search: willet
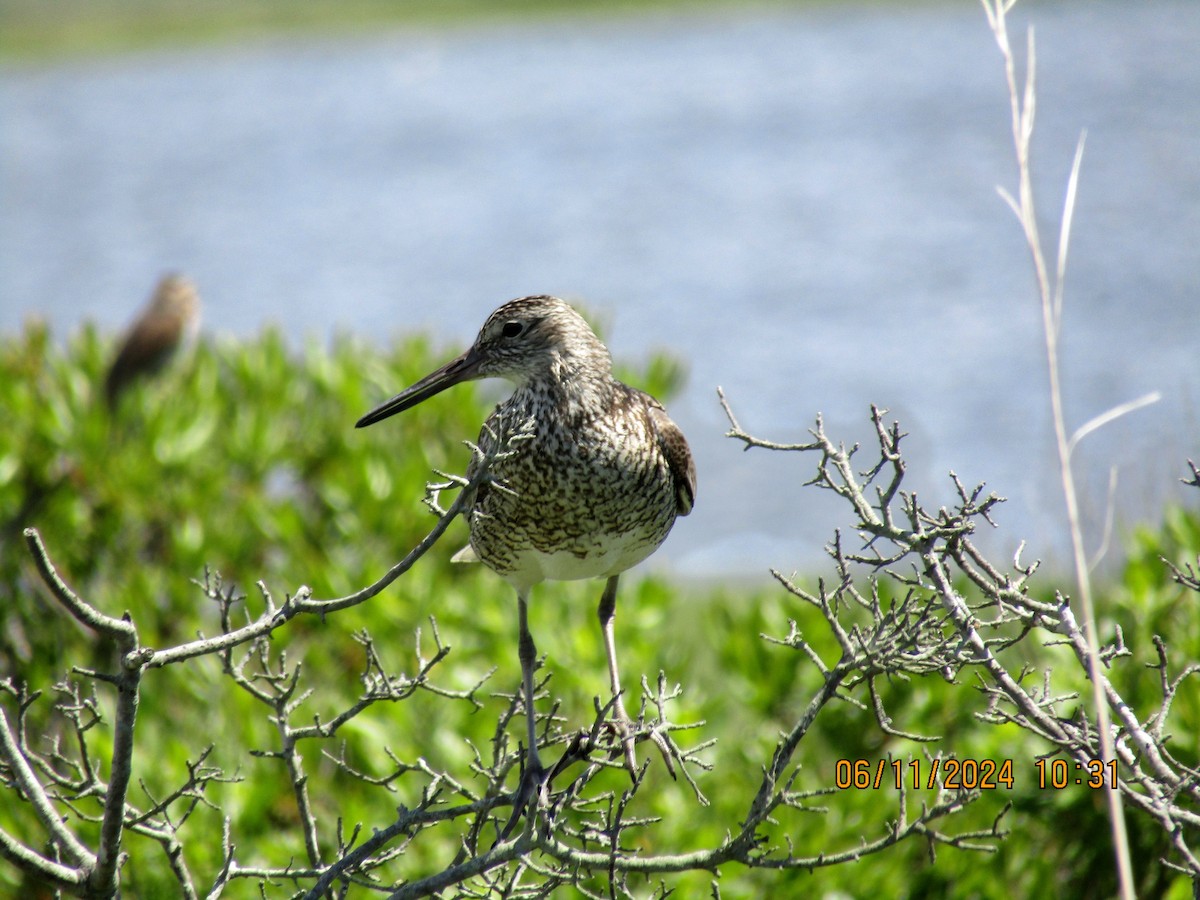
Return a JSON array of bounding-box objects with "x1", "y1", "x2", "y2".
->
[{"x1": 356, "y1": 295, "x2": 695, "y2": 825}]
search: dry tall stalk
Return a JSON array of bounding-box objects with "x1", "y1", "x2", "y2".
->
[{"x1": 982, "y1": 2, "x2": 1161, "y2": 897}]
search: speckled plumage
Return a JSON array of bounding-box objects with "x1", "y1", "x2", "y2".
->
[
  {"x1": 356, "y1": 294, "x2": 695, "y2": 821},
  {"x1": 459, "y1": 297, "x2": 694, "y2": 591}
]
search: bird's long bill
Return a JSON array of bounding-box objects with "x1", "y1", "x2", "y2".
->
[{"x1": 355, "y1": 346, "x2": 483, "y2": 428}]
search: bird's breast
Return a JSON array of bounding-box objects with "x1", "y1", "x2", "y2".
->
[{"x1": 466, "y1": 407, "x2": 680, "y2": 588}]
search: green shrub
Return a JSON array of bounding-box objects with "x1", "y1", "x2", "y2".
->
[{"x1": 1, "y1": 321, "x2": 1196, "y2": 897}]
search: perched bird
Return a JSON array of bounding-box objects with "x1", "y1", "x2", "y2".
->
[
  {"x1": 104, "y1": 273, "x2": 201, "y2": 411},
  {"x1": 356, "y1": 295, "x2": 695, "y2": 822}
]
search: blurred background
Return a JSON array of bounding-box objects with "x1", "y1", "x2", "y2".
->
[{"x1": 2, "y1": 0, "x2": 1198, "y2": 580}]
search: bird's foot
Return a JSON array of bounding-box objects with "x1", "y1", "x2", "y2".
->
[
  {"x1": 607, "y1": 705, "x2": 678, "y2": 782},
  {"x1": 498, "y1": 747, "x2": 549, "y2": 842}
]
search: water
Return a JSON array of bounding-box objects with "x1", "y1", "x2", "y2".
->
[{"x1": 2, "y1": 1, "x2": 1198, "y2": 580}]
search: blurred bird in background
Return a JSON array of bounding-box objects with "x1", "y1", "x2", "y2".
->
[{"x1": 104, "y1": 273, "x2": 201, "y2": 412}]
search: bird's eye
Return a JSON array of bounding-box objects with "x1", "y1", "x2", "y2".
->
[{"x1": 501, "y1": 321, "x2": 524, "y2": 338}]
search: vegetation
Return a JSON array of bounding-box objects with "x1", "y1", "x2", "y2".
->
[
  {"x1": 0, "y1": 0, "x2": 890, "y2": 62},
  {"x1": 2, "y1": 0, "x2": 1198, "y2": 896},
  {"x1": 1, "y1": 314, "x2": 1197, "y2": 897}
]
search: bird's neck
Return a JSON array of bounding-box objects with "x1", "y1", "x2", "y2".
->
[
  {"x1": 508, "y1": 357, "x2": 616, "y2": 424},
  {"x1": 555, "y1": 353, "x2": 616, "y2": 404}
]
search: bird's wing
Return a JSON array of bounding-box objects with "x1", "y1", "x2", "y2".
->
[
  {"x1": 104, "y1": 315, "x2": 183, "y2": 406},
  {"x1": 645, "y1": 397, "x2": 696, "y2": 517},
  {"x1": 113, "y1": 314, "x2": 183, "y2": 376}
]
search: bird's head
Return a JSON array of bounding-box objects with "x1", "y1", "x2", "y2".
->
[
  {"x1": 150, "y1": 274, "x2": 201, "y2": 323},
  {"x1": 356, "y1": 295, "x2": 611, "y2": 429},
  {"x1": 472, "y1": 295, "x2": 611, "y2": 384}
]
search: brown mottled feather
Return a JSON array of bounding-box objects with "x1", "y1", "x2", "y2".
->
[{"x1": 644, "y1": 393, "x2": 695, "y2": 517}]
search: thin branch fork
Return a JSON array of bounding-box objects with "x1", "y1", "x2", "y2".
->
[
  {"x1": 719, "y1": 382, "x2": 1199, "y2": 886},
  {"x1": 3, "y1": 421, "x2": 523, "y2": 897},
  {"x1": 120, "y1": 418, "x2": 522, "y2": 673},
  {"x1": 10, "y1": 532, "x2": 145, "y2": 898}
]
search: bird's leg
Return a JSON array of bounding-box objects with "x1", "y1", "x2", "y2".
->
[
  {"x1": 518, "y1": 589, "x2": 542, "y2": 774},
  {"x1": 501, "y1": 588, "x2": 547, "y2": 839},
  {"x1": 598, "y1": 575, "x2": 637, "y2": 774},
  {"x1": 598, "y1": 575, "x2": 676, "y2": 779}
]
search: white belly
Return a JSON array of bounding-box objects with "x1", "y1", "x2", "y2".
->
[{"x1": 502, "y1": 536, "x2": 662, "y2": 590}]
